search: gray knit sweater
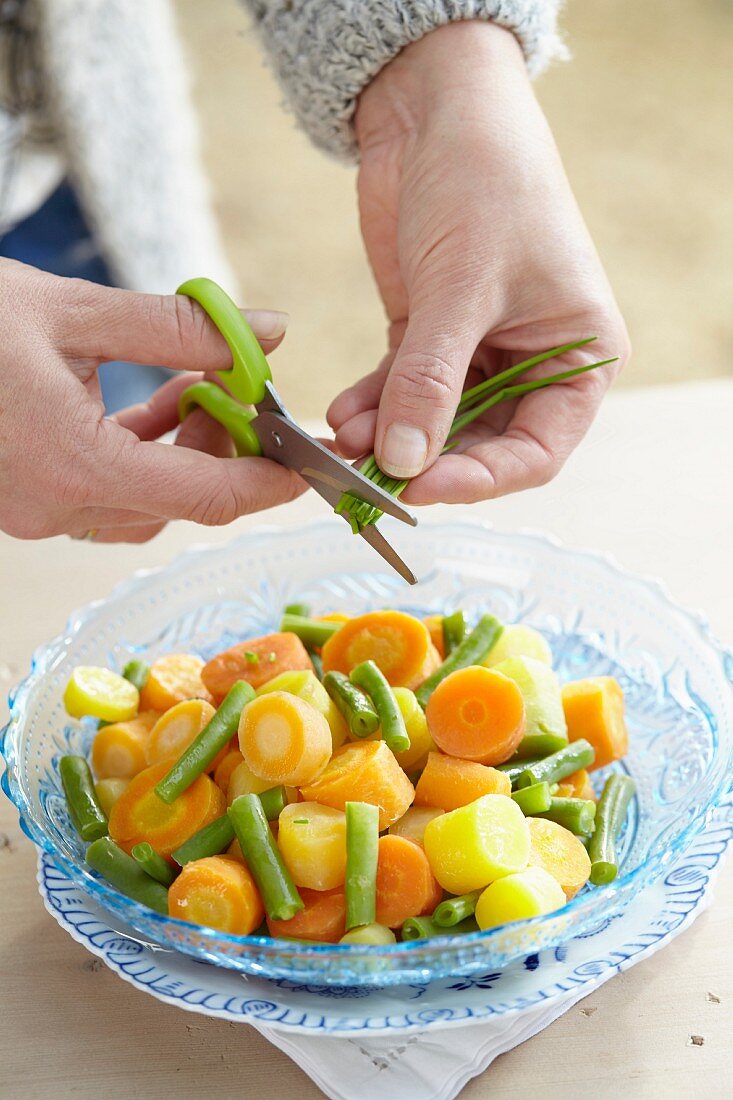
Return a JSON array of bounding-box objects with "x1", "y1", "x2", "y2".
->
[{"x1": 244, "y1": 1, "x2": 566, "y2": 159}]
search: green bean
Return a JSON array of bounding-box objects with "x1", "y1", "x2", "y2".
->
[
  {"x1": 345, "y1": 801, "x2": 380, "y2": 930},
  {"x1": 86, "y1": 837, "x2": 169, "y2": 914},
  {"x1": 280, "y1": 614, "x2": 342, "y2": 647},
  {"x1": 131, "y1": 842, "x2": 178, "y2": 887},
  {"x1": 155, "y1": 681, "x2": 254, "y2": 804},
  {"x1": 323, "y1": 670, "x2": 380, "y2": 738},
  {"x1": 228, "y1": 794, "x2": 303, "y2": 921},
  {"x1": 401, "y1": 915, "x2": 479, "y2": 940},
  {"x1": 442, "y1": 611, "x2": 466, "y2": 657},
  {"x1": 511, "y1": 732, "x2": 569, "y2": 760},
  {"x1": 535, "y1": 797, "x2": 597, "y2": 835},
  {"x1": 59, "y1": 755, "x2": 108, "y2": 842},
  {"x1": 309, "y1": 650, "x2": 324, "y2": 680},
  {"x1": 350, "y1": 661, "x2": 409, "y2": 754},
  {"x1": 496, "y1": 758, "x2": 542, "y2": 788},
  {"x1": 515, "y1": 739, "x2": 595, "y2": 789},
  {"x1": 415, "y1": 614, "x2": 504, "y2": 709},
  {"x1": 284, "y1": 602, "x2": 310, "y2": 618},
  {"x1": 511, "y1": 781, "x2": 552, "y2": 816},
  {"x1": 258, "y1": 785, "x2": 288, "y2": 821},
  {"x1": 121, "y1": 658, "x2": 150, "y2": 693},
  {"x1": 172, "y1": 814, "x2": 235, "y2": 865},
  {"x1": 588, "y1": 774, "x2": 636, "y2": 885},
  {"x1": 432, "y1": 890, "x2": 482, "y2": 927}
]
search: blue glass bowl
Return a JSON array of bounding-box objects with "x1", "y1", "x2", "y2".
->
[{"x1": 3, "y1": 521, "x2": 732, "y2": 986}]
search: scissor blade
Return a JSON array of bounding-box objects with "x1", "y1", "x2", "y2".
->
[
  {"x1": 356, "y1": 523, "x2": 418, "y2": 585},
  {"x1": 252, "y1": 408, "x2": 417, "y2": 526}
]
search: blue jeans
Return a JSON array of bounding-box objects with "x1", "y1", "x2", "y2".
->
[{"x1": 0, "y1": 182, "x2": 171, "y2": 413}]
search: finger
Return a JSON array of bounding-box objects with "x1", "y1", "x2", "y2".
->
[
  {"x1": 90, "y1": 522, "x2": 166, "y2": 545},
  {"x1": 175, "y1": 405, "x2": 237, "y2": 460},
  {"x1": 53, "y1": 277, "x2": 288, "y2": 367},
  {"x1": 327, "y1": 359, "x2": 391, "y2": 432},
  {"x1": 373, "y1": 291, "x2": 484, "y2": 479},
  {"x1": 333, "y1": 410, "x2": 378, "y2": 458},
  {"x1": 111, "y1": 373, "x2": 201, "y2": 439}
]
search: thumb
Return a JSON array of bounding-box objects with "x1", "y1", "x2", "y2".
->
[{"x1": 374, "y1": 295, "x2": 482, "y2": 479}]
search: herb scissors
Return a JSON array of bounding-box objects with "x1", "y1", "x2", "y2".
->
[{"x1": 176, "y1": 278, "x2": 418, "y2": 584}]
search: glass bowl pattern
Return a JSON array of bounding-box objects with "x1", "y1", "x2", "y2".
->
[{"x1": 3, "y1": 521, "x2": 732, "y2": 986}]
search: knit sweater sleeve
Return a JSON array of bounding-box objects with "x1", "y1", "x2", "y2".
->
[{"x1": 243, "y1": 1, "x2": 567, "y2": 160}]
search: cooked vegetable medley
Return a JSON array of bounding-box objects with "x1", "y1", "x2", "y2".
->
[{"x1": 60, "y1": 606, "x2": 635, "y2": 945}]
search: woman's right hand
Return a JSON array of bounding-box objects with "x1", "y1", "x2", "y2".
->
[{"x1": 0, "y1": 259, "x2": 304, "y2": 543}]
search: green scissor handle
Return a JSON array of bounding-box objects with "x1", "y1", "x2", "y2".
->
[
  {"x1": 178, "y1": 381, "x2": 262, "y2": 457},
  {"x1": 176, "y1": 277, "x2": 272, "y2": 405}
]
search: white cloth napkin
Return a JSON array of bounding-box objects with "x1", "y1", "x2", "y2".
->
[{"x1": 252, "y1": 985, "x2": 590, "y2": 1100}]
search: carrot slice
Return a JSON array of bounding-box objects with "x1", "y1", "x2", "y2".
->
[
  {"x1": 321, "y1": 610, "x2": 440, "y2": 690},
  {"x1": 527, "y1": 817, "x2": 591, "y2": 900},
  {"x1": 214, "y1": 749, "x2": 244, "y2": 796},
  {"x1": 561, "y1": 677, "x2": 628, "y2": 771},
  {"x1": 202, "y1": 633, "x2": 313, "y2": 702},
  {"x1": 426, "y1": 666, "x2": 525, "y2": 765},
  {"x1": 109, "y1": 760, "x2": 225, "y2": 859},
  {"x1": 266, "y1": 887, "x2": 346, "y2": 943},
  {"x1": 91, "y1": 710, "x2": 159, "y2": 780},
  {"x1": 375, "y1": 835, "x2": 442, "y2": 928},
  {"x1": 168, "y1": 855, "x2": 264, "y2": 934},
  {"x1": 414, "y1": 752, "x2": 511, "y2": 810},
  {"x1": 145, "y1": 699, "x2": 216, "y2": 767},
  {"x1": 139, "y1": 654, "x2": 212, "y2": 711},
  {"x1": 300, "y1": 740, "x2": 414, "y2": 830},
  {"x1": 423, "y1": 616, "x2": 446, "y2": 661},
  {"x1": 239, "y1": 691, "x2": 332, "y2": 786},
  {"x1": 556, "y1": 768, "x2": 596, "y2": 801}
]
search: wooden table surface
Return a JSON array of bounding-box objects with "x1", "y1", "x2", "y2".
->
[{"x1": 1, "y1": 381, "x2": 731, "y2": 1099}]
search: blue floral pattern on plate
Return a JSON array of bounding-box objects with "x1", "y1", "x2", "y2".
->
[{"x1": 4, "y1": 520, "x2": 733, "y2": 987}]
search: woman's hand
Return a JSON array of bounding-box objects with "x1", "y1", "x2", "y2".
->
[
  {"x1": 0, "y1": 259, "x2": 303, "y2": 542},
  {"x1": 328, "y1": 22, "x2": 630, "y2": 503}
]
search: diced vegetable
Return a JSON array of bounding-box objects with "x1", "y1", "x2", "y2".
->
[
  {"x1": 588, "y1": 774, "x2": 636, "y2": 884},
  {"x1": 213, "y1": 748, "x2": 244, "y2": 796},
  {"x1": 415, "y1": 613, "x2": 504, "y2": 709},
  {"x1": 322, "y1": 610, "x2": 440, "y2": 691},
  {"x1": 86, "y1": 837, "x2": 168, "y2": 914},
  {"x1": 64, "y1": 666, "x2": 139, "y2": 723},
  {"x1": 299, "y1": 740, "x2": 414, "y2": 831},
  {"x1": 423, "y1": 615, "x2": 446, "y2": 660},
  {"x1": 423, "y1": 794, "x2": 531, "y2": 895},
  {"x1": 145, "y1": 699, "x2": 216, "y2": 767},
  {"x1": 94, "y1": 777, "x2": 129, "y2": 817},
  {"x1": 345, "y1": 801, "x2": 380, "y2": 929},
  {"x1": 527, "y1": 817, "x2": 591, "y2": 899},
  {"x1": 388, "y1": 806, "x2": 445, "y2": 847},
  {"x1": 109, "y1": 760, "x2": 225, "y2": 859},
  {"x1": 350, "y1": 660, "x2": 410, "y2": 754},
  {"x1": 226, "y1": 757, "x2": 274, "y2": 802},
  {"x1": 484, "y1": 624, "x2": 552, "y2": 668},
  {"x1": 280, "y1": 614, "x2": 343, "y2": 647},
  {"x1": 239, "y1": 690, "x2": 332, "y2": 786},
  {"x1": 91, "y1": 710, "x2": 158, "y2": 780},
  {"x1": 432, "y1": 890, "x2": 482, "y2": 927},
  {"x1": 414, "y1": 752, "x2": 511, "y2": 811},
  {"x1": 278, "y1": 802, "x2": 347, "y2": 891},
  {"x1": 561, "y1": 677, "x2": 629, "y2": 771},
  {"x1": 59, "y1": 754, "x2": 108, "y2": 841},
  {"x1": 283, "y1": 602, "x2": 311, "y2": 618},
  {"x1": 535, "y1": 797, "x2": 597, "y2": 836},
  {"x1": 425, "y1": 666, "x2": 525, "y2": 765},
  {"x1": 374, "y1": 834, "x2": 442, "y2": 929},
  {"x1": 556, "y1": 768, "x2": 596, "y2": 802},
  {"x1": 340, "y1": 923, "x2": 396, "y2": 946},
  {"x1": 391, "y1": 688, "x2": 435, "y2": 769},
  {"x1": 140, "y1": 654, "x2": 211, "y2": 712},
  {"x1": 442, "y1": 611, "x2": 466, "y2": 657},
  {"x1": 257, "y1": 669, "x2": 330, "y2": 713},
  {"x1": 492, "y1": 656, "x2": 568, "y2": 759},
  {"x1": 131, "y1": 842, "x2": 178, "y2": 887},
  {"x1": 121, "y1": 659, "x2": 151, "y2": 693},
  {"x1": 511, "y1": 781, "x2": 553, "y2": 816},
  {"x1": 168, "y1": 855, "x2": 264, "y2": 935},
  {"x1": 474, "y1": 866, "x2": 566, "y2": 929},
  {"x1": 228, "y1": 793, "x2": 303, "y2": 921},
  {"x1": 266, "y1": 887, "x2": 346, "y2": 943},
  {"x1": 515, "y1": 739, "x2": 595, "y2": 789},
  {"x1": 323, "y1": 671, "x2": 380, "y2": 738},
  {"x1": 202, "y1": 633, "x2": 313, "y2": 700}
]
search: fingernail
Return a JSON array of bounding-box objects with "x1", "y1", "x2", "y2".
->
[
  {"x1": 379, "y1": 423, "x2": 429, "y2": 478},
  {"x1": 246, "y1": 309, "x2": 289, "y2": 340}
]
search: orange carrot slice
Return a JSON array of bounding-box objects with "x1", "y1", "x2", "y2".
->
[
  {"x1": 561, "y1": 677, "x2": 628, "y2": 771},
  {"x1": 109, "y1": 760, "x2": 225, "y2": 859},
  {"x1": 300, "y1": 740, "x2": 414, "y2": 830},
  {"x1": 414, "y1": 752, "x2": 511, "y2": 810},
  {"x1": 202, "y1": 633, "x2": 313, "y2": 701},
  {"x1": 423, "y1": 616, "x2": 446, "y2": 661},
  {"x1": 238, "y1": 691, "x2": 332, "y2": 786},
  {"x1": 139, "y1": 654, "x2": 212, "y2": 711},
  {"x1": 426, "y1": 666, "x2": 525, "y2": 765},
  {"x1": 91, "y1": 710, "x2": 159, "y2": 780},
  {"x1": 527, "y1": 817, "x2": 591, "y2": 900},
  {"x1": 375, "y1": 835, "x2": 442, "y2": 928},
  {"x1": 321, "y1": 610, "x2": 440, "y2": 690},
  {"x1": 266, "y1": 887, "x2": 346, "y2": 943},
  {"x1": 145, "y1": 699, "x2": 216, "y2": 767},
  {"x1": 214, "y1": 749, "x2": 244, "y2": 796},
  {"x1": 556, "y1": 768, "x2": 596, "y2": 801},
  {"x1": 168, "y1": 855, "x2": 264, "y2": 934}
]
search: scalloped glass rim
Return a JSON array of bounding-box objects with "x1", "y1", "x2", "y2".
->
[{"x1": 3, "y1": 520, "x2": 733, "y2": 986}]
